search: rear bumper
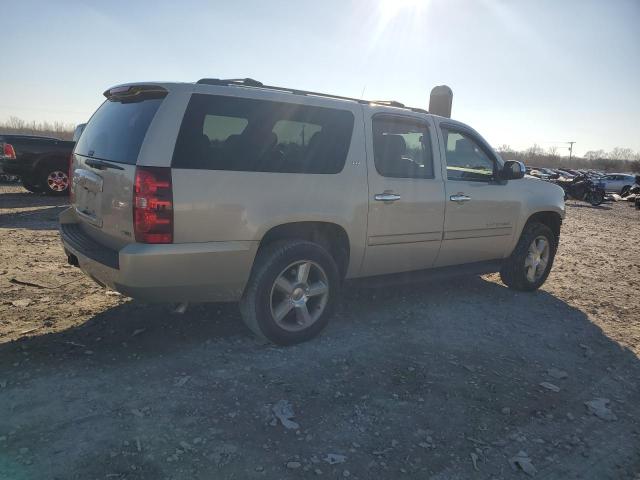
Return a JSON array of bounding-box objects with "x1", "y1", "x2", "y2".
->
[{"x1": 59, "y1": 208, "x2": 258, "y2": 302}]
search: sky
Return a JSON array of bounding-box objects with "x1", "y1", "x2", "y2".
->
[{"x1": 1, "y1": 0, "x2": 639, "y2": 156}]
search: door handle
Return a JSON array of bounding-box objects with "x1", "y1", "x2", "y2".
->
[
  {"x1": 449, "y1": 194, "x2": 471, "y2": 203},
  {"x1": 374, "y1": 192, "x2": 401, "y2": 202}
]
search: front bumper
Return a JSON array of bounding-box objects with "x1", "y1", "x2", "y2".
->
[{"x1": 59, "y1": 208, "x2": 258, "y2": 302}]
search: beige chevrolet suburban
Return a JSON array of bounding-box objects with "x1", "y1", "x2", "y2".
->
[{"x1": 60, "y1": 78, "x2": 565, "y2": 345}]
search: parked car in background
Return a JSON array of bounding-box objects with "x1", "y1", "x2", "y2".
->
[
  {"x1": 526, "y1": 166, "x2": 552, "y2": 180},
  {"x1": 598, "y1": 173, "x2": 638, "y2": 195},
  {"x1": 60, "y1": 78, "x2": 565, "y2": 345},
  {"x1": 0, "y1": 134, "x2": 74, "y2": 195},
  {"x1": 539, "y1": 168, "x2": 560, "y2": 179},
  {"x1": 556, "y1": 169, "x2": 576, "y2": 178}
]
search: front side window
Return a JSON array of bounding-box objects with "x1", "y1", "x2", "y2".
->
[
  {"x1": 372, "y1": 116, "x2": 434, "y2": 179},
  {"x1": 442, "y1": 128, "x2": 497, "y2": 182},
  {"x1": 172, "y1": 94, "x2": 354, "y2": 174}
]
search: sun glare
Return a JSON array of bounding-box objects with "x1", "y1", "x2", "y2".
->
[{"x1": 379, "y1": 0, "x2": 427, "y2": 22}]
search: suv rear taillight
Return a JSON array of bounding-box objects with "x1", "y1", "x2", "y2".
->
[
  {"x1": 133, "y1": 166, "x2": 173, "y2": 244},
  {"x1": 3, "y1": 143, "x2": 16, "y2": 159}
]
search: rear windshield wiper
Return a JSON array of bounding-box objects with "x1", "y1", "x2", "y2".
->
[{"x1": 85, "y1": 158, "x2": 125, "y2": 171}]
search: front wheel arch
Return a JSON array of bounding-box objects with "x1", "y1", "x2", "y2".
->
[{"x1": 520, "y1": 211, "x2": 562, "y2": 248}]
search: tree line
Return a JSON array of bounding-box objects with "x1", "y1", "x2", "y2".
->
[
  {"x1": 0, "y1": 116, "x2": 75, "y2": 141},
  {"x1": 496, "y1": 144, "x2": 639, "y2": 173}
]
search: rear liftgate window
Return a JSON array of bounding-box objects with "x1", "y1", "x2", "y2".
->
[
  {"x1": 75, "y1": 92, "x2": 165, "y2": 165},
  {"x1": 172, "y1": 94, "x2": 355, "y2": 174}
]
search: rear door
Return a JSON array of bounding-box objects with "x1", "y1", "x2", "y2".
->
[
  {"x1": 72, "y1": 86, "x2": 167, "y2": 249},
  {"x1": 361, "y1": 113, "x2": 445, "y2": 276},
  {"x1": 434, "y1": 121, "x2": 522, "y2": 267}
]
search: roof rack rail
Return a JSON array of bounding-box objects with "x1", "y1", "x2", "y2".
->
[
  {"x1": 197, "y1": 78, "x2": 264, "y2": 87},
  {"x1": 195, "y1": 78, "x2": 430, "y2": 114},
  {"x1": 197, "y1": 77, "x2": 369, "y2": 104},
  {"x1": 372, "y1": 100, "x2": 405, "y2": 108}
]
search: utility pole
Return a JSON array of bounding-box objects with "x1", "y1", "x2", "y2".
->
[{"x1": 567, "y1": 141, "x2": 576, "y2": 161}]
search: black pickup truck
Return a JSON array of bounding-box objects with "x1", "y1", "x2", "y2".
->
[{"x1": 0, "y1": 134, "x2": 74, "y2": 195}]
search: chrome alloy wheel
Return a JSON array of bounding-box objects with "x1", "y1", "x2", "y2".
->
[
  {"x1": 47, "y1": 170, "x2": 69, "y2": 192},
  {"x1": 525, "y1": 236, "x2": 550, "y2": 283},
  {"x1": 269, "y1": 260, "x2": 329, "y2": 332}
]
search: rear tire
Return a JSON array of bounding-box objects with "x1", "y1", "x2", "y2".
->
[
  {"x1": 38, "y1": 163, "x2": 69, "y2": 196},
  {"x1": 621, "y1": 185, "x2": 631, "y2": 197},
  {"x1": 239, "y1": 240, "x2": 340, "y2": 345},
  {"x1": 500, "y1": 222, "x2": 557, "y2": 292}
]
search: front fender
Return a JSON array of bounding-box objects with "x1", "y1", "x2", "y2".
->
[{"x1": 508, "y1": 179, "x2": 565, "y2": 254}]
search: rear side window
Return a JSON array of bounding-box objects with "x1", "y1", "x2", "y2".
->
[
  {"x1": 372, "y1": 115, "x2": 434, "y2": 179},
  {"x1": 75, "y1": 97, "x2": 163, "y2": 164},
  {"x1": 172, "y1": 94, "x2": 355, "y2": 174}
]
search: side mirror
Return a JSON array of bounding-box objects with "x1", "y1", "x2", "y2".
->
[{"x1": 500, "y1": 160, "x2": 526, "y2": 180}]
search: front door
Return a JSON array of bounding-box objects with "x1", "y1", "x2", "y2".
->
[
  {"x1": 434, "y1": 123, "x2": 522, "y2": 267},
  {"x1": 362, "y1": 114, "x2": 445, "y2": 277}
]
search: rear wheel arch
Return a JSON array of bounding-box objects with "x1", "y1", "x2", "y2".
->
[
  {"x1": 34, "y1": 155, "x2": 69, "y2": 174},
  {"x1": 257, "y1": 222, "x2": 351, "y2": 280}
]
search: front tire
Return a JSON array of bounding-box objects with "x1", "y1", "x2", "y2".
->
[
  {"x1": 500, "y1": 222, "x2": 557, "y2": 292},
  {"x1": 240, "y1": 240, "x2": 340, "y2": 345}
]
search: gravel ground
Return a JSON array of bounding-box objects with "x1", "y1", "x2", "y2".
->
[{"x1": 0, "y1": 183, "x2": 639, "y2": 479}]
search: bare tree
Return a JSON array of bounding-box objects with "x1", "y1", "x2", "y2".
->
[
  {"x1": 525, "y1": 144, "x2": 544, "y2": 157},
  {"x1": 0, "y1": 117, "x2": 74, "y2": 140},
  {"x1": 608, "y1": 147, "x2": 635, "y2": 161},
  {"x1": 7, "y1": 116, "x2": 25, "y2": 130},
  {"x1": 496, "y1": 144, "x2": 514, "y2": 153},
  {"x1": 584, "y1": 150, "x2": 606, "y2": 161}
]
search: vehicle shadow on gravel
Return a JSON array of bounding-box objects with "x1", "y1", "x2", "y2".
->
[
  {"x1": 0, "y1": 205, "x2": 67, "y2": 229},
  {"x1": 0, "y1": 190, "x2": 69, "y2": 209},
  {"x1": 1, "y1": 277, "x2": 639, "y2": 479}
]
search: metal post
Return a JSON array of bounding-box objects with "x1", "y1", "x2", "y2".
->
[{"x1": 568, "y1": 141, "x2": 575, "y2": 161}]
